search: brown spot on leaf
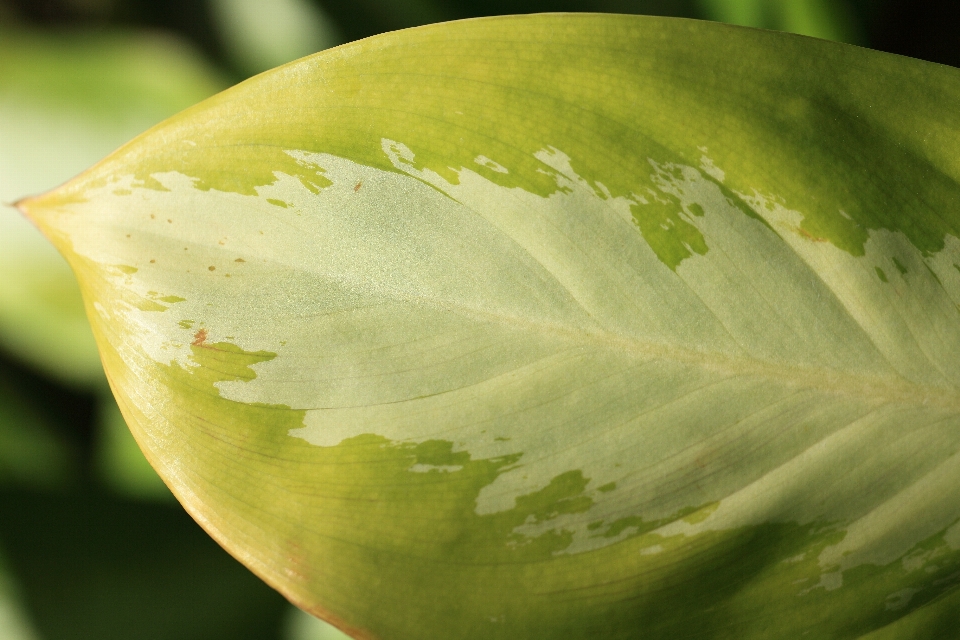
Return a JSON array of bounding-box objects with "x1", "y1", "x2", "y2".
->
[
  {"x1": 150, "y1": 214, "x2": 155, "y2": 219},
  {"x1": 167, "y1": 219, "x2": 172, "y2": 223},
  {"x1": 208, "y1": 266, "x2": 216, "y2": 271},
  {"x1": 192, "y1": 328, "x2": 208, "y2": 346},
  {"x1": 797, "y1": 227, "x2": 826, "y2": 242},
  {"x1": 149, "y1": 259, "x2": 156, "y2": 263},
  {"x1": 354, "y1": 181, "x2": 363, "y2": 192},
  {"x1": 234, "y1": 258, "x2": 245, "y2": 263}
]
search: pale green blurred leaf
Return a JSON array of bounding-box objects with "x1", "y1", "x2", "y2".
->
[
  {"x1": 212, "y1": 0, "x2": 343, "y2": 76},
  {"x1": 285, "y1": 607, "x2": 352, "y2": 640},
  {"x1": 20, "y1": 14, "x2": 960, "y2": 639},
  {"x1": 0, "y1": 30, "x2": 226, "y2": 385},
  {"x1": 0, "y1": 550, "x2": 40, "y2": 640}
]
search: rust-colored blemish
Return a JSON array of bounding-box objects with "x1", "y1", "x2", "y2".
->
[
  {"x1": 167, "y1": 219, "x2": 173, "y2": 223},
  {"x1": 150, "y1": 214, "x2": 155, "y2": 219},
  {"x1": 354, "y1": 181, "x2": 363, "y2": 192},
  {"x1": 284, "y1": 540, "x2": 308, "y2": 582},
  {"x1": 192, "y1": 328, "x2": 208, "y2": 346},
  {"x1": 797, "y1": 227, "x2": 826, "y2": 242},
  {"x1": 234, "y1": 258, "x2": 245, "y2": 263},
  {"x1": 149, "y1": 259, "x2": 156, "y2": 263},
  {"x1": 208, "y1": 265, "x2": 216, "y2": 271}
]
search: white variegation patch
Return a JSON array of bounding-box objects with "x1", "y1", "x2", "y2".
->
[{"x1": 44, "y1": 141, "x2": 960, "y2": 591}]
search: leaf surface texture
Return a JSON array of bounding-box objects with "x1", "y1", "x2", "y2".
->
[{"x1": 20, "y1": 15, "x2": 960, "y2": 639}]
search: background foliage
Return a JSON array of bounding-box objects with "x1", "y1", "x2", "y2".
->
[{"x1": 1, "y1": 1, "x2": 958, "y2": 638}]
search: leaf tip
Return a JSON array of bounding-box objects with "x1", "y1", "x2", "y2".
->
[
  {"x1": 9, "y1": 188, "x2": 83, "y2": 261},
  {"x1": 10, "y1": 193, "x2": 43, "y2": 230}
]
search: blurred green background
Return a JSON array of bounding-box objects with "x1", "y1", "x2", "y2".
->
[{"x1": 0, "y1": 1, "x2": 957, "y2": 638}]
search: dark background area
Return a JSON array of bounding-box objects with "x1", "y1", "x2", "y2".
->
[
  {"x1": 4, "y1": 0, "x2": 960, "y2": 74},
  {"x1": 1, "y1": 1, "x2": 959, "y2": 638}
]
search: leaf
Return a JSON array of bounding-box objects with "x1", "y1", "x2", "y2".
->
[
  {"x1": 285, "y1": 607, "x2": 353, "y2": 640},
  {"x1": 0, "y1": 488, "x2": 289, "y2": 640},
  {"x1": 211, "y1": 0, "x2": 343, "y2": 75},
  {"x1": 698, "y1": 0, "x2": 861, "y2": 43},
  {"x1": 0, "y1": 29, "x2": 226, "y2": 385},
  {"x1": 0, "y1": 368, "x2": 72, "y2": 489},
  {"x1": 17, "y1": 14, "x2": 960, "y2": 639},
  {"x1": 0, "y1": 548, "x2": 40, "y2": 640}
]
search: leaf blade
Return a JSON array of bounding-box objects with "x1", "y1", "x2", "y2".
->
[{"x1": 19, "y1": 14, "x2": 960, "y2": 639}]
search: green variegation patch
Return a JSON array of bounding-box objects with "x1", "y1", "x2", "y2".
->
[{"x1": 18, "y1": 14, "x2": 960, "y2": 639}]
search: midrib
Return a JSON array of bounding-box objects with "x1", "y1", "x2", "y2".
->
[{"x1": 434, "y1": 296, "x2": 960, "y2": 414}]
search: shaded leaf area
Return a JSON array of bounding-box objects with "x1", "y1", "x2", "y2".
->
[
  {"x1": 860, "y1": 586, "x2": 960, "y2": 640},
  {"x1": 0, "y1": 488, "x2": 289, "y2": 640}
]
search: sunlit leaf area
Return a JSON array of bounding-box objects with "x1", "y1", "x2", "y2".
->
[{"x1": 1, "y1": 1, "x2": 958, "y2": 639}]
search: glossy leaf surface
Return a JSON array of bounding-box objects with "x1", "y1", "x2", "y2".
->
[{"x1": 19, "y1": 14, "x2": 960, "y2": 639}]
